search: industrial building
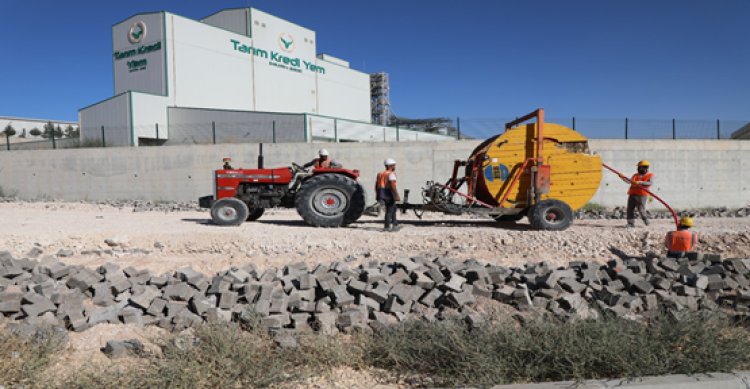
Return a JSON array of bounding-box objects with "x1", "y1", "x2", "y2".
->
[{"x1": 80, "y1": 7, "x2": 451, "y2": 147}]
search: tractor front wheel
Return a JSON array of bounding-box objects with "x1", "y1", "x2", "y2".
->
[
  {"x1": 295, "y1": 174, "x2": 365, "y2": 227},
  {"x1": 210, "y1": 198, "x2": 249, "y2": 226},
  {"x1": 528, "y1": 199, "x2": 573, "y2": 231}
]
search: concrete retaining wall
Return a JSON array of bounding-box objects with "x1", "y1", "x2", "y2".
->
[{"x1": 0, "y1": 140, "x2": 747, "y2": 208}]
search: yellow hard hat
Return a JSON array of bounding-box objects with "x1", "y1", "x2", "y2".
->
[
  {"x1": 637, "y1": 160, "x2": 650, "y2": 167},
  {"x1": 679, "y1": 216, "x2": 694, "y2": 228}
]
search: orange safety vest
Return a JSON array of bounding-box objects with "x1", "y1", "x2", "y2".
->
[
  {"x1": 666, "y1": 230, "x2": 697, "y2": 252},
  {"x1": 628, "y1": 172, "x2": 654, "y2": 196},
  {"x1": 314, "y1": 158, "x2": 331, "y2": 168},
  {"x1": 376, "y1": 170, "x2": 395, "y2": 189}
]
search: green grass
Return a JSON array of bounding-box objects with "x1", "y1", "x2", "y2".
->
[
  {"x1": 0, "y1": 325, "x2": 66, "y2": 387},
  {"x1": 365, "y1": 312, "x2": 750, "y2": 386},
  {"x1": 5, "y1": 312, "x2": 749, "y2": 388}
]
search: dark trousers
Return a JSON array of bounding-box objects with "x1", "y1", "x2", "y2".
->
[
  {"x1": 627, "y1": 195, "x2": 648, "y2": 225},
  {"x1": 379, "y1": 189, "x2": 398, "y2": 228},
  {"x1": 384, "y1": 199, "x2": 397, "y2": 228}
]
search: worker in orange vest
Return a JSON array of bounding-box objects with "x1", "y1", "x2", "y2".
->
[
  {"x1": 304, "y1": 149, "x2": 342, "y2": 169},
  {"x1": 624, "y1": 160, "x2": 654, "y2": 227},
  {"x1": 666, "y1": 216, "x2": 697, "y2": 258},
  {"x1": 376, "y1": 158, "x2": 401, "y2": 231}
]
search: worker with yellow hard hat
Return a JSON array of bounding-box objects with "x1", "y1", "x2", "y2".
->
[
  {"x1": 624, "y1": 160, "x2": 654, "y2": 228},
  {"x1": 665, "y1": 216, "x2": 697, "y2": 258}
]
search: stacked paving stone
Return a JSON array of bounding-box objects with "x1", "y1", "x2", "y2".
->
[
  {"x1": 577, "y1": 206, "x2": 750, "y2": 220},
  {"x1": 1, "y1": 250, "x2": 749, "y2": 338}
]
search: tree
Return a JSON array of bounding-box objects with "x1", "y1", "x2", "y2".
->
[
  {"x1": 2, "y1": 124, "x2": 16, "y2": 137},
  {"x1": 64, "y1": 124, "x2": 79, "y2": 138},
  {"x1": 54, "y1": 125, "x2": 63, "y2": 139},
  {"x1": 42, "y1": 122, "x2": 55, "y2": 139},
  {"x1": 29, "y1": 128, "x2": 41, "y2": 137}
]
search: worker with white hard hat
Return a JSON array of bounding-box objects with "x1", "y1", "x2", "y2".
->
[
  {"x1": 666, "y1": 216, "x2": 697, "y2": 258},
  {"x1": 304, "y1": 148, "x2": 341, "y2": 169},
  {"x1": 623, "y1": 160, "x2": 654, "y2": 228},
  {"x1": 376, "y1": 158, "x2": 401, "y2": 231}
]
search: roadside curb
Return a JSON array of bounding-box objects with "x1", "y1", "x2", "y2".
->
[{"x1": 489, "y1": 371, "x2": 750, "y2": 389}]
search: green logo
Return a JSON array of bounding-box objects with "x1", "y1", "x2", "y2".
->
[
  {"x1": 278, "y1": 33, "x2": 294, "y2": 53},
  {"x1": 128, "y1": 21, "x2": 147, "y2": 44}
]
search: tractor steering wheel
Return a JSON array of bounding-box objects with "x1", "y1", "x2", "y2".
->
[{"x1": 291, "y1": 162, "x2": 307, "y2": 173}]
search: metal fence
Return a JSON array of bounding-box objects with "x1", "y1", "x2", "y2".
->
[
  {"x1": 1, "y1": 135, "x2": 80, "y2": 151},
  {"x1": 3, "y1": 116, "x2": 748, "y2": 151},
  {"x1": 454, "y1": 117, "x2": 749, "y2": 140}
]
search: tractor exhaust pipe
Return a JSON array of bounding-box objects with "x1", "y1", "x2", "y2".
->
[{"x1": 258, "y1": 143, "x2": 264, "y2": 169}]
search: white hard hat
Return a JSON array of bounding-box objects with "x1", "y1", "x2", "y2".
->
[
  {"x1": 318, "y1": 149, "x2": 329, "y2": 157},
  {"x1": 384, "y1": 158, "x2": 396, "y2": 166}
]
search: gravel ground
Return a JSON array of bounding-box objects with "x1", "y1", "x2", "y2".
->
[
  {"x1": 1, "y1": 202, "x2": 748, "y2": 276},
  {"x1": 1, "y1": 201, "x2": 748, "y2": 386}
]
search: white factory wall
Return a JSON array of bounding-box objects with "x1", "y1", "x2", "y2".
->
[
  {"x1": 315, "y1": 59, "x2": 371, "y2": 122},
  {"x1": 249, "y1": 9, "x2": 318, "y2": 115},
  {"x1": 79, "y1": 93, "x2": 132, "y2": 147},
  {"x1": 167, "y1": 14, "x2": 255, "y2": 110},
  {"x1": 308, "y1": 115, "x2": 455, "y2": 142},
  {"x1": 113, "y1": 13, "x2": 167, "y2": 97},
  {"x1": 131, "y1": 92, "x2": 169, "y2": 143},
  {"x1": 201, "y1": 8, "x2": 251, "y2": 36}
]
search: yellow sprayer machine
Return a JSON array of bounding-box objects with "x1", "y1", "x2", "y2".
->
[{"x1": 398, "y1": 109, "x2": 603, "y2": 231}]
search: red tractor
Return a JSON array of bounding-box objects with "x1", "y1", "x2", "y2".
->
[{"x1": 199, "y1": 147, "x2": 366, "y2": 227}]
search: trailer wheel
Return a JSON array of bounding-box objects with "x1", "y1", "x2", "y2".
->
[
  {"x1": 246, "y1": 207, "x2": 265, "y2": 222},
  {"x1": 295, "y1": 173, "x2": 365, "y2": 227},
  {"x1": 528, "y1": 199, "x2": 573, "y2": 231},
  {"x1": 210, "y1": 197, "x2": 249, "y2": 226}
]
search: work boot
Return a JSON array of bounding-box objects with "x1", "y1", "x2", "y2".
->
[
  {"x1": 643, "y1": 219, "x2": 650, "y2": 226},
  {"x1": 383, "y1": 226, "x2": 391, "y2": 232},
  {"x1": 626, "y1": 223, "x2": 635, "y2": 228},
  {"x1": 390, "y1": 225, "x2": 402, "y2": 232}
]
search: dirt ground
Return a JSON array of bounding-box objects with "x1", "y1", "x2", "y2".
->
[
  {"x1": 1, "y1": 202, "x2": 748, "y2": 276},
  {"x1": 1, "y1": 201, "x2": 749, "y2": 387}
]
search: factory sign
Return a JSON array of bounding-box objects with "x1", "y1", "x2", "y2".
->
[{"x1": 230, "y1": 38, "x2": 325, "y2": 75}]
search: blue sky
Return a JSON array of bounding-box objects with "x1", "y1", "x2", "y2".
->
[{"x1": 0, "y1": 0, "x2": 747, "y2": 123}]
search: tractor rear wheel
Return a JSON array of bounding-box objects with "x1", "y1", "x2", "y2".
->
[
  {"x1": 295, "y1": 173, "x2": 365, "y2": 227},
  {"x1": 210, "y1": 197, "x2": 249, "y2": 226},
  {"x1": 528, "y1": 199, "x2": 573, "y2": 231},
  {"x1": 246, "y1": 207, "x2": 265, "y2": 221}
]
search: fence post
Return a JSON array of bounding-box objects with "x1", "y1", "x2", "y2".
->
[
  {"x1": 716, "y1": 119, "x2": 720, "y2": 139},
  {"x1": 333, "y1": 119, "x2": 338, "y2": 143},
  {"x1": 383, "y1": 128, "x2": 386, "y2": 142},
  {"x1": 272, "y1": 120, "x2": 277, "y2": 143},
  {"x1": 396, "y1": 124, "x2": 400, "y2": 142},
  {"x1": 51, "y1": 130, "x2": 56, "y2": 149},
  {"x1": 624, "y1": 117, "x2": 629, "y2": 139},
  {"x1": 5, "y1": 133, "x2": 9, "y2": 151},
  {"x1": 672, "y1": 118, "x2": 676, "y2": 140},
  {"x1": 456, "y1": 117, "x2": 461, "y2": 140},
  {"x1": 155, "y1": 123, "x2": 159, "y2": 141},
  {"x1": 101, "y1": 125, "x2": 106, "y2": 147},
  {"x1": 572, "y1": 116, "x2": 576, "y2": 130},
  {"x1": 212, "y1": 121, "x2": 216, "y2": 144}
]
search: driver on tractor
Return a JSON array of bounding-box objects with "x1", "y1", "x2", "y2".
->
[{"x1": 304, "y1": 149, "x2": 342, "y2": 169}]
